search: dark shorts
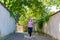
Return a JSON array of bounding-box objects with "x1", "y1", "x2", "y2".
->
[{"x1": 28, "y1": 27, "x2": 33, "y2": 34}]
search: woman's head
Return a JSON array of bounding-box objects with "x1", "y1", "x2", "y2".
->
[{"x1": 29, "y1": 16, "x2": 32, "y2": 20}]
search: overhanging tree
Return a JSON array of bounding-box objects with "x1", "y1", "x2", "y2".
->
[{"x1": 0, "y1": 0, "x2": 52, "y2": 32}]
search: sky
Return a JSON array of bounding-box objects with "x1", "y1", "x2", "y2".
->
[{"x1": 50, "y1": 6, "x2": 60, "y2": 12}]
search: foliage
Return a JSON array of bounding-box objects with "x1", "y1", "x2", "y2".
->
[
  {"x1": 37, "y1": 18, "x2": 43, "y2": 29},
  {"x1": 37, "y1": 11, "x2": 52, "y2": 32},
  {"x1": 40, "y1": 0, "x2": 60, "y2": 9},
  {"x1": 0, "y1": 0, "x2": 53, "y2": 32},
  {"x1": 0, "y1": 0, "x2": 45, "y2": 23}
]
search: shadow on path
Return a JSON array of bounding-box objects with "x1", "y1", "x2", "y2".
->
[{"x1": 5, "y1": 32, "x2": 56, "y2": 40}]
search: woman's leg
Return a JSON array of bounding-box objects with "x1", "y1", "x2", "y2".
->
[
  {"x1": 30, "y1": 32, "x2": 31, "y2": 37},
  {"x1": 29, "y1": 27, "x2": 32, "y2": 37},
  {"x1": 28, "y1": 28, "x2": 30, "y2": 37},
  {"x1": 28, "y1": 27, "x2": 33, "y2": 37}
]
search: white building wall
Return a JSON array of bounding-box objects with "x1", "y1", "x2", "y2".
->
[
  {"x1": 43, "y1": 13, "x2": 60, "y2": 40},
  {"x1": 0, "y1": 3, "x2": 15, "y2": 37}
]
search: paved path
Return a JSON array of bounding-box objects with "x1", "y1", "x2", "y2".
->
[{"x1": 5, "y1": 32, "x2": 56, "y2": 40}]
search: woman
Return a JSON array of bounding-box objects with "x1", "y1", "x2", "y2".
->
[{"x1": 28, "y1": 16, "x2": 33, "y2": 37}]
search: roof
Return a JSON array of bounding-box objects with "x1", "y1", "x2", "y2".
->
[
  {"x1": 0, "y1": 2, "x2": 14, "y2": 17},
  {"x1": 51, "y1": 10, "x2": 60, "y2": 16}
]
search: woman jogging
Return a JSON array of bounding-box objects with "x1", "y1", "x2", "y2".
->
[{"x1": 28, "y1": 16, "x2": 33, "y2": 37}]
